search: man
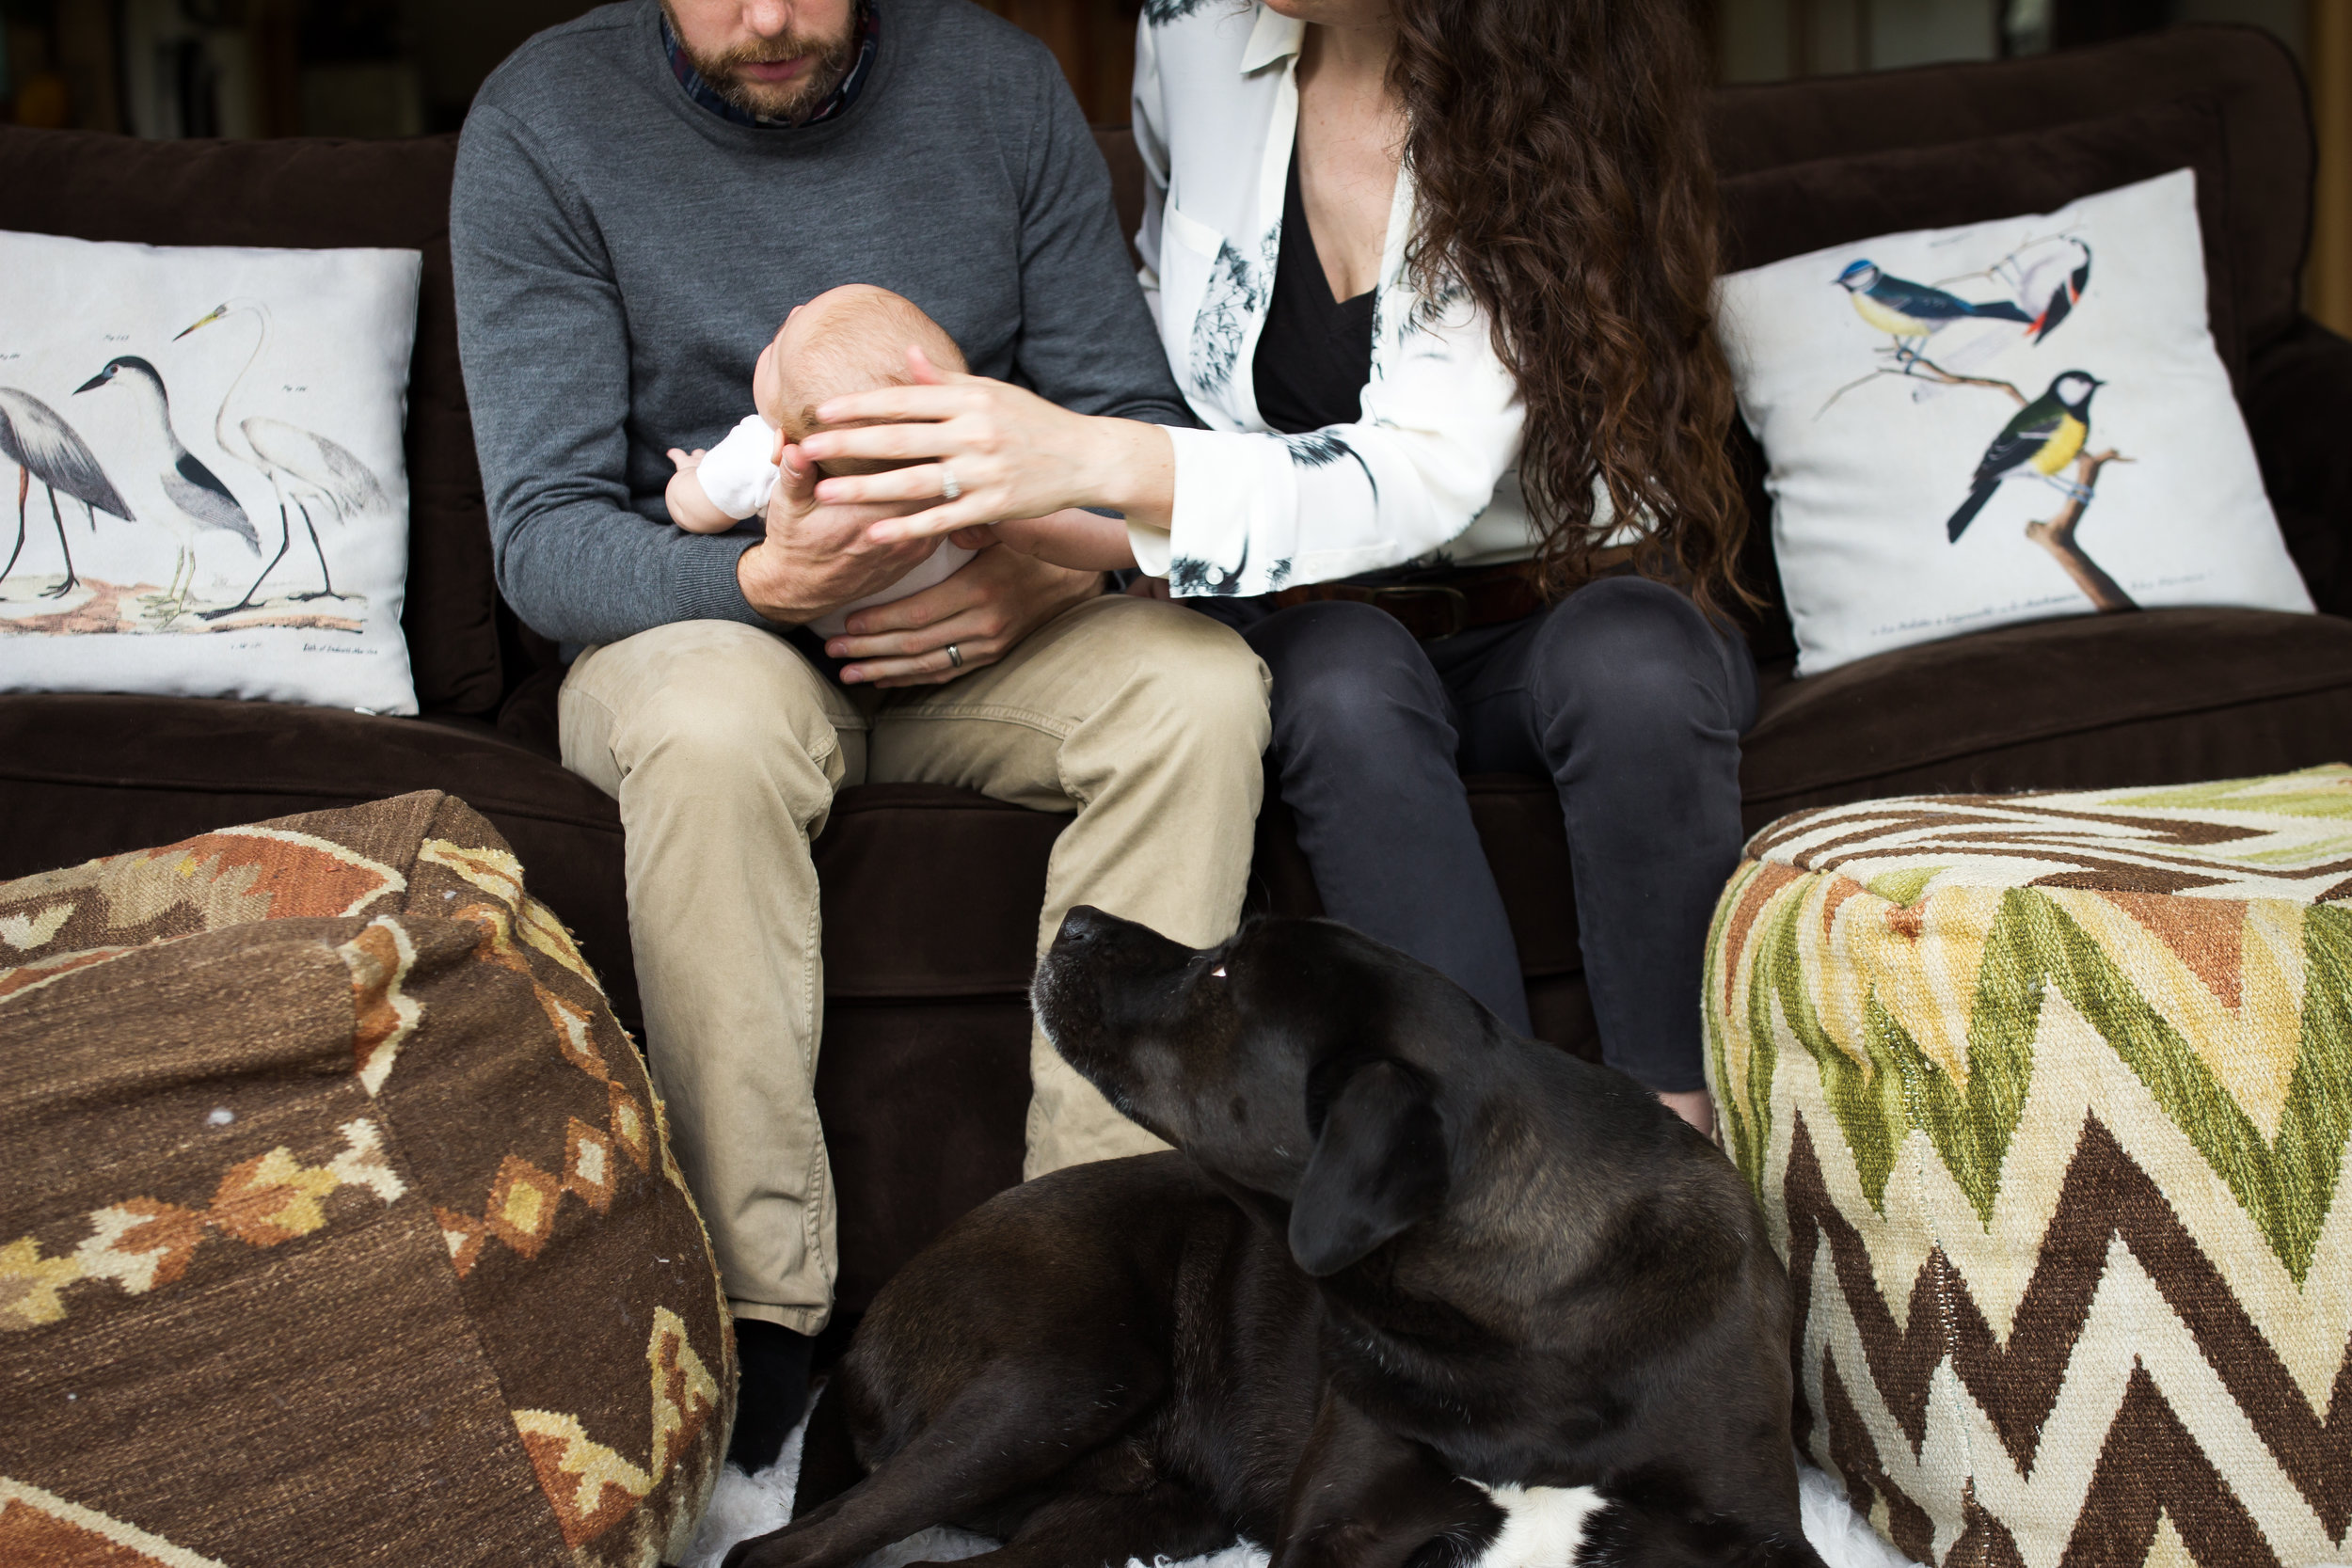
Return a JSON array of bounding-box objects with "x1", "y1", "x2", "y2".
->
[{"x1": 451, "y1": 0, "x2": 1270, "y2": 1469}]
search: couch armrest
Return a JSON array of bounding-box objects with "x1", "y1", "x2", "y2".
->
[{"x1": 2247, "y1": 315, "x2": 2352, "y2": 616}]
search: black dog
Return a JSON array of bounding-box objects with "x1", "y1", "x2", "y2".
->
[{"x1": 724, "y1": 910, "x2": 1820, "y2": 1568}]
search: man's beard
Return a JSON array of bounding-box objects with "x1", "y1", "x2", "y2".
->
[{"x1": 664, "y1": 3, "x2": 860, "y2": 121}]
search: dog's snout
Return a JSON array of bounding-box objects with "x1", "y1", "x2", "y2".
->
[{"x1": 1053, "y1": 905, "x2": 1118, "y2": 948}]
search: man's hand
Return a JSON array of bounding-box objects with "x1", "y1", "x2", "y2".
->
[
  {"x1": 736, "y1": 443, "x2": 937, "y2": 623},
  {"x1": 826, "y1": 544, "x2": 1104, "y2": 688}
]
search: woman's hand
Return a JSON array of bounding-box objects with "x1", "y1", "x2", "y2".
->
[
  {"x1": 798, "y1": 348, "x2": 1174, "y2": 541},
  {"x1": 736, "y1": 442, "x2": 939, "y2": 624},
  {"x1": 825, "y1": 543, "x2": 1105, "y2": 688}
]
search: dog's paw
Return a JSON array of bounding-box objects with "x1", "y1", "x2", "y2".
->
[{"x1": 720, "y1": 1530, "x2": 795, "y2": 1568}]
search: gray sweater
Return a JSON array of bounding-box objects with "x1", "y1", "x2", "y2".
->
[{"x1": 451, "y1": 0, "x2": 1187, "y2": 647}]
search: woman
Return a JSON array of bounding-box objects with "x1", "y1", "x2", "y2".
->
[{"x1": 794, "y1": 0, "x2": 1751, "y2": 1132}]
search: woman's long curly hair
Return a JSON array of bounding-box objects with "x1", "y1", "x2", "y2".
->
[{"x1": 1391, "y1": 0, "x2": 1747, "y2": 617}]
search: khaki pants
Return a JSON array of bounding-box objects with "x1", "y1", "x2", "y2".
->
[{"x1": 558, "y1": 594, "x2": 1269, "y2": 1332}]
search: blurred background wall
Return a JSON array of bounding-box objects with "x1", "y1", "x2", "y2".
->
[
  {"x1": 0, "y1": 0, "x2": 1143, "y2": 137},
  {"x1": 1, "y1": 0, "x2": 2342, "y2": 329}
]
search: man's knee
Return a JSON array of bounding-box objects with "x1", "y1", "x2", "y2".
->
[
  {"x1": 569, "y1": 620, "x2": 850, "y2": 786},
  {"x1": 1248, "y1": 601, "x2": 1442, "y2": 754},
  {"x1": 1103, "y1": 600, "x2": 1273, "y2": 757}
]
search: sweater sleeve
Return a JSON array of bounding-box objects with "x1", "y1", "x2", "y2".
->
[
  {"x1": 1004, "y1": 38, "x2": 1193, "y2": 429},
  {"x1": 451, "y1": 103, "x2": 771, "y2": 645}
]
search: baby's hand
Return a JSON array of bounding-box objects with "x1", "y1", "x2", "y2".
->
[
  {"x1": 664, "y1": 452, "x2": 739, "y2": 534},
  {"x1": 948, "y1": 512, "x2": 1136, "y2": 572},
  {"x1": 957, "y1": 517, "x2": 1057, "y2": 557}
]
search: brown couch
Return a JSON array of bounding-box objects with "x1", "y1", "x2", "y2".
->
[{"x1": 3, "y1": 24, "x2": 2346, "y2": 1318}]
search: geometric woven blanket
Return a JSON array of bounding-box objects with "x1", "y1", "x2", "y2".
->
[{"x1": 1704, "y1": 767, "x2": 2352, "y2": 1568}]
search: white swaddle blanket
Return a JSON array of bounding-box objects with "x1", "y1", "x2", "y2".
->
[{"x1": 694, "y1": 413, "x2": 974, "y2": 640}]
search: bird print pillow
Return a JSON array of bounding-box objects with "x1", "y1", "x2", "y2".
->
[
  {"x1": 0, "y1": 229, "x2": 421, "y2": 712},
  {"x1": 1715, "y1": 168, "x2": 2310, "y2": 677}
]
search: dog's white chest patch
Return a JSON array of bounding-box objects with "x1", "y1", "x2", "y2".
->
[{"x1": 1467, "y1": 1483, "x2": 1606, "y2": 1568}]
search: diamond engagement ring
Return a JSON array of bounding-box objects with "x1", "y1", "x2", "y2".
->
[
  {"x1": 946, "y1": 642, "x2": 964, "y2": 669},
  {"x1": 939, "y1": 465, "x2": 961, "y2": 501}
]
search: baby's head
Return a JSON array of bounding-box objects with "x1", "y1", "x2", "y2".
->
[{"x1": 755, "y1": 285, "x2": 966, "y2": 479}]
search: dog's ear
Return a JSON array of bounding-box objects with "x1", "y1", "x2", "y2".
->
[{"x1": 1289, "y1": 1059, "x2": 1448, "y2": 1277}]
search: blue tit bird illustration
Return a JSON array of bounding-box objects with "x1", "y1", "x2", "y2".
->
[
  {"x1": 1946, "y1": 370, "x2": 2104, "y2": 542},
  {"x1": 2023, "y1": 241, "x2": 2093, "y2": 343},
  {"x1": 1835, "y1": 260, "x2": 2034, "y2": 357}
]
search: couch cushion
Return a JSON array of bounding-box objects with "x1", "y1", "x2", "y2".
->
[
  {"x1": 1721, "y1": 97, "x2": 2243, "y2": 386},
  {"x1": 0, "y1": 692, "x2": 632, "y2": 1030},
  {"x1": 2247, "y1": 319, "x2": 2352, "y2": 619},
  {"x1": 1720, "y1": 164, "x2": 2310, "y2": 679},
  {"x1": 1708, "y1": 25, "x2": 2312, "y2": 359},
  {"x1": 1706, "y1": 30, "x2": 2322, "y2": 657},
  {"x1": 0, "y1": 127, "x2": 501, "y2": 718},
  {"x1": 813, "y1": 784, "x2": 1067, "y2": 999},
  {"x1": 1094, "y1": 28, "x2": 2310, "y2": 367},
  {"x1": 814, "y1": 998, "x2": 1034, "y2": 1314},
  {"x1": 1740, "y1": 608, "x2": 2352, "y2": 826}
]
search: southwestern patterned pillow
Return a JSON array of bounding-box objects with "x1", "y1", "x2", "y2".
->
[
  {"x1": 1706, "y1": 767, "x2": 2352, "y2": 1568},
  {"x1": 0, "y1": 792, "x2": 731, "y2": 1568}
]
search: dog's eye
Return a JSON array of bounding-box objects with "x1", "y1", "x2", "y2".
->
[{"x1": 1209, "y1": 965, "x2": 1227, "y2": 979}]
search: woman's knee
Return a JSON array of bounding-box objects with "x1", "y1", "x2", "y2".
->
[
  {"x1": 1530, "y1": 578, "x2": 1740, "y2": 731},
  {"x1": 1248, "y1": 601, "x2": 1446, "y2": 752}
]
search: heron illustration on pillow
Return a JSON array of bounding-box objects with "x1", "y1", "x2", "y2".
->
[{"x1": 176, "y1": 299, "x2": 391, "y2": 619}]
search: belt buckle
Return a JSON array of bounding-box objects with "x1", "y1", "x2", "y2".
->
[{"x1": 1367, "y1": 584, "x2": 1470, "y2": 641}]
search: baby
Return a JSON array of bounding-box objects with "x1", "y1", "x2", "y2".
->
[{"x1": 666, "y1": 285, "x2": 976, "y2": 639}]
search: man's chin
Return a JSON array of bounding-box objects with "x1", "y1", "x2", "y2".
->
[{"x1": 717, "y1": 78, "x2": 831, "y2": 121}]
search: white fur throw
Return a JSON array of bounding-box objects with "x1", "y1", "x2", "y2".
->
[{"x1": 681, "y1": 1391, "x2": 1923, "y2": 1568}]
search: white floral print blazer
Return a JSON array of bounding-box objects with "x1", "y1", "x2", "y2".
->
[{"x1": 1128, "y1": 1, "x2": 1590, "y2": 596}]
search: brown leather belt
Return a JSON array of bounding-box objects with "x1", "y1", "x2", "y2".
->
[{"x1": 1269, "y1": 557, "x2": 1610, "y2": 641}]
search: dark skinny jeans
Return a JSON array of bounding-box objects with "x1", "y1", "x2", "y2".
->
[{"x1": 1222, "y1": 577, "x2": 1756, "y2": 1093}]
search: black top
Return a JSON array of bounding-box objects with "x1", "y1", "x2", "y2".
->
[{"x1": 1251, "y1": 147, "x2": 1377, "y2": 436}]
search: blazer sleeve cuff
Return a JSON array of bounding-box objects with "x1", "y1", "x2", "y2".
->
[
  {"x1": 1126, "y1": 519, "x2": 1174, "y2": 577},
  {"x1": 1164, "y1": 425, "x2": 1291, "y2": 596}
]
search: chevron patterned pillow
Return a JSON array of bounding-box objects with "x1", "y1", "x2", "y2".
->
[
  {"x1": 0, "y1": 793, "x2": 732, "y2": 1568},
  {"x1": 1705, "y1": 766, "x2": 2352, "y2": 1568}
]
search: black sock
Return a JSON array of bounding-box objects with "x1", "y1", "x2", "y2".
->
[{"x1": 728, "y1": 1319, "x2": 816, "y2": 1473}]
